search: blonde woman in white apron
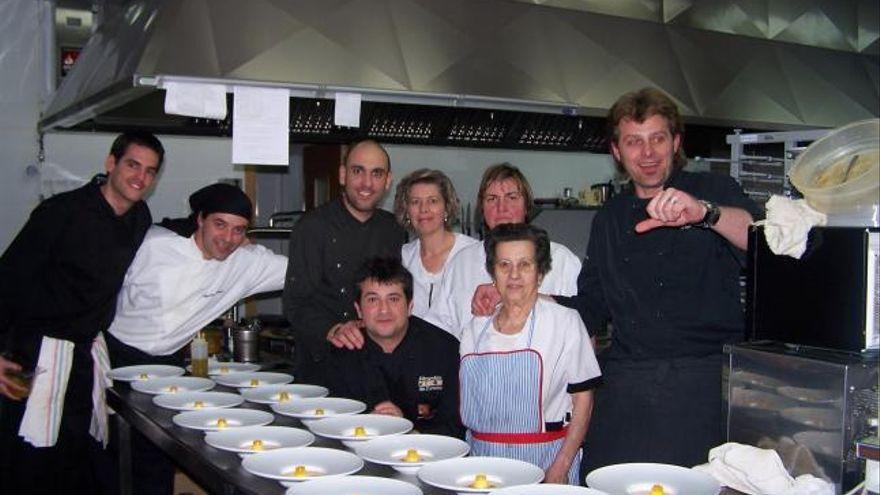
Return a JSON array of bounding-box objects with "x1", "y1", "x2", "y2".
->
[{"x1": 459, "y1": 223, "x2": 602, "y2": 484}]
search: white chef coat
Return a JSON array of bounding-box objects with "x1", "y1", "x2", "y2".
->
[
  {"x1": 401, "y1": 233, "x2": 478, "y2": 321},
  {"x1": 424, "y1": 240, "x2": 581, "y2": 338},
  {"x1": 108, "y1": 226, "x2": 288, "y2": 355},
  {"x1": 459, "y1": 297, "x2": 601, "y2": 424}
]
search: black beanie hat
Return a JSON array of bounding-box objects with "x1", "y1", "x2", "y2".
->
[{"x1": 189, "y1": 183, "x2": 252, "y2": 220}]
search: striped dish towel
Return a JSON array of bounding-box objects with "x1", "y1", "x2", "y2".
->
[
  {"x1": 89, "y1": 332, "x2": 112, "y2": 447},
  {"x1": 18, "y1": 336, "x2": 74, "y2": 447}
]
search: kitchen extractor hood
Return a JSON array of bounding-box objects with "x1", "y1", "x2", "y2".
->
[{"x1": 40, "y1": 0, "x2": 878, "y2": 152}]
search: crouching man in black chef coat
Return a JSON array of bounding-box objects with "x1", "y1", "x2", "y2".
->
[
  {"x1": 0, "y1": 131, "x2": 165, "y2": 495},
  {"x1": 323, "y1": 256, "x2": 463, "y2": 438}
]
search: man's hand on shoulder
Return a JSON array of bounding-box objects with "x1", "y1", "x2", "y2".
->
[
  {"x1": 373, "y1": 400, "x2": 404, "y2": 417},
  {"x1": 326, "y1": 320, "x2": 365, "y2": 349},
  {"x1": 471, "y1": 283, "x2": 501, "y2": 317}
]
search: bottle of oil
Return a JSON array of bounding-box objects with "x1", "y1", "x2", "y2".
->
[{"x1": 190, "y1": 331, "x2": 209, "y2": 378}]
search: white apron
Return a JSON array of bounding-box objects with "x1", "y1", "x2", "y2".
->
[{"x1": 460, "y1": 309, "x2": 581, "y2": 485}]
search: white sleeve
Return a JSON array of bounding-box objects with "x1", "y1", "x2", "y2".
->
[
  {"x1": 422, "y1": 257, "x2": 461, "y2": 336},
  {"x1": 240, "y1": 244, "x2": 289, "y2": 295},
  {"x1": 541, "y1": 242, "x2": 582, "y2": 296},
  {"x1": 563, "y1": 308, "x2": 601, "y2": 388}
]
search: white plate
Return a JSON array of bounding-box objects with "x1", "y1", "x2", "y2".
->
[
  {"x1": 131, "y1": 376, "x2": 215, "y2": 395},
  {"x1": 307, "y1": 414, "x2": 413, "y2": 448},
  {"x1": 417, "y1": 457, "x2": 544, "y2": 493},
  {"x1": 285, "y1": 475, "x2": 422, "y2": 495},
  {"x1": 780, "y1": 407, "x2": 842, "y2": 430},
  {"x1": 271, "y1": 397, "x2": 367, "y2": 423},
  {"x1": 213, "y1": 371, "x2": 294, "y2": 388},
  {"x1": 205, "y1": 426, "x2": 314, "y2": 456},
  {"x1": 186, "y1": 361, "x2": 261, "y2": 376},
  {"x1": 172, "y1": 408, "x2": 274, "y2": 431},
  {"x1": 777, "y1": 386, "x2": 839, "y2": 404},
  {"x1": 152, "y1": 391, "x2": 243, "y2": 411},
  {"x1": 494, "y1": 486, "x2": 609, "y2": 495},
  {"x1": 241, "y1": 446, "x2": 363, "y2": 487},
  {"x1": 357, "y1": 434, "x2": 470, "y2": 474},
  {"x1": 585, "y1": 463, "x2": 721, "y2": 495},
  {"x1": 107, "y1": 364, "x2": 185, "y2": 382},
  {"x1": 241, "y1": 384, "x2": 329, "y2": 404}
]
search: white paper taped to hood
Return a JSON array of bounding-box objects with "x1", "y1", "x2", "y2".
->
[
  {"x1": 163, "y1": 81, "x2": 228, "y2": 120},
  {"x1": 754, "y1": 195, "x2": 827, "y2": 259},
  {"x1": 694, "y1": 442, "x2": 834, "y2": 495}
]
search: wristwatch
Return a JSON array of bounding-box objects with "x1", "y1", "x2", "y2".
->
[{"x1": 697, "y1": 200, "x2": 721, "y2": 228}]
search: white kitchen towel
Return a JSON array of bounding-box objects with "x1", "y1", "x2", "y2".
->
[
  {"x1": 694, "y1": 442, "x2": 834, "y2": 495},
  {"x1": 18, "y1": 336, "x2": 74, "y2": 447},
  {"x1": 89, "y1": 332, "x2": 112, "y2": 447},
  {"x1": 754, "y1": 195, "x2": 826, "y2": 259}
]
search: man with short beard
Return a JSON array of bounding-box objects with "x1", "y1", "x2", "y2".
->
[{"x1": 283, "y1": 140, "x2": 405, "y2": 385}]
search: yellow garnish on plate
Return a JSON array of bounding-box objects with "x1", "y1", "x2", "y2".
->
[
  {"x1": 353, "y1": 426, "x2": 367, "y2": 437},
  {"x1": 314, "y1": 408, "x2": 325, "y2": 416},
  {"x1": 193, "y1": 400, "x2": 204, "y2": 409},
  {"x1": 650, "y1": 484, "x2": 665, "y2": 495},
  {"x1": 168, "y1": 385, "x2": 178, "y2": 393},
  {"x1": 402, "y1": 449, "x2": 421, "y2": 462},
  {"x1": 220, "y1": 366, "x2": 230, "y2": 374},
  {"x1": 285, "y1": 465, "x2": 320, "y2": 478},
  {"x1": 470, "y1": 474, "x2": 493, "y2": 489},
  {"x1": 278, "y1": 391, "x2": 291, "y2": 402},
  {"x1": 216, "y1": 417, "x2": 228, "y2": 429},
  {"x1": 250, "y1": 439, "x2": 264, "y2": 451},
  {"x1": 138, "y1": 373, "x2": 149, "y2": 380},
  {"x1": 250, "y1": 379, "x2": 260, "y2": 386}
]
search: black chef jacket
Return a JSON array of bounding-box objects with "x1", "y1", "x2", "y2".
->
[
  {"x1": 282, "y1": 198, "x2": 405, "y2": 373},
  {"x1": 0, "y1": 175, "x2": 152, "y2": 357},
  {"x1": 322, "y1": 316, "x2": 463, "y2": 438},
  {"x1": 0, "y1": 175, "x2": 151, "y2": 494},
  {"x1": 577, "y1": 170, "x2": 762, "y2": 360}
]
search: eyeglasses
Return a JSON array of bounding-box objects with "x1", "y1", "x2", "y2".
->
[{"x1": 494, "y1": 259, "x2": 537, "y2": 275}]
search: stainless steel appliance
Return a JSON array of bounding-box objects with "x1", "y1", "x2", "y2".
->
[
  {"x1": 747, "y1": 226, "x2": 880, "y2": 352},
  {"x1": 725, "y1": 343, "x2": 878, "y2": 493}
]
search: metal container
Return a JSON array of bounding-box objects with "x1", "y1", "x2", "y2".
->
[
  {"x1": 591, "y1": 182, "x2": 614, "y2": 204},
  {"x1": 232, "y1": 321, "x2": 261, "y2": 363}
]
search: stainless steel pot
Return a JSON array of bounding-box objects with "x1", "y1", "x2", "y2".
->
[
  {"x1": 591, "y1": 182, "x2": 614, "y2": 204},
  {"x1": 232, "y1": 320, "x2": 261, "y2": 363}
]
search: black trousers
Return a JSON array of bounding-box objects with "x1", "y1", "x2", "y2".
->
[
  {"x1": 0, "y1": 345, "x2": 104, "y2": 494},
  {"x1": 581, "y1": 354, "x2": 724, "y2": 478},
  {"x1": 98, "y1": 333, "x2": 185, "y2": 495}
]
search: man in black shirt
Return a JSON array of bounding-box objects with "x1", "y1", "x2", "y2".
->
[
  {"x1": 283, "y1": 140, "x2": 405, "y2": 385},
  {"x1": 0, "y1": 131, "x2": 164, "y2": 494},
  {"x1": 323, "y1": 257, "x2": 462, "y2": 438},
  {"x1": 578, "y1": 88, "x2": 761, "y2": 472}
]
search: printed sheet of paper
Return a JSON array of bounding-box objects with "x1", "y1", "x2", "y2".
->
[
  {"x1": 163, "y1": 81, "x2": 227, "y2": 119},
  {"x1": 232, "y1": 86, "x2": 289, "y2": 166},
  {"x1": 334, "y1": 92, "x2": 362, "y2": 127}
]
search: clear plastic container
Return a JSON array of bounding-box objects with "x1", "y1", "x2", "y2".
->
[{"x1": 789, "y1": 119, "x2": 879, "y2": 219}]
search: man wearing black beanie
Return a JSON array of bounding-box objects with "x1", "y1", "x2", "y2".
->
[{"x1": 102, "y1": 182, "x2": 287, "y2": 495}]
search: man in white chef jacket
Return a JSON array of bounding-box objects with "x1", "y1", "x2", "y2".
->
[{"x1": 103, "y1": 183, "x2": 288, "y2": 495}]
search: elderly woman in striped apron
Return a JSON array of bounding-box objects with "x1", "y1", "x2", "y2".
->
[{"x1": 459, "y1": 223, "x2": 602, "y2": 484}]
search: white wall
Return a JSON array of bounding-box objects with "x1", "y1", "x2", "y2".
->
[
  {"x1": 0, "y1": 0, "x2": 48, "y2": 252},
  {"x1": 42, "y1": 132, "x2": 246, "y2": 222}
]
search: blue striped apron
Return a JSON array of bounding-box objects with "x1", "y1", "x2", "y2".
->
[{"x1": 460, "y1": 309, "x2": 582, "y2": 485}]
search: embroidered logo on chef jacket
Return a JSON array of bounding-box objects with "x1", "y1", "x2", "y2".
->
[{"x1": 418, "y1": 375, "x2": 443, "y2": 392}]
